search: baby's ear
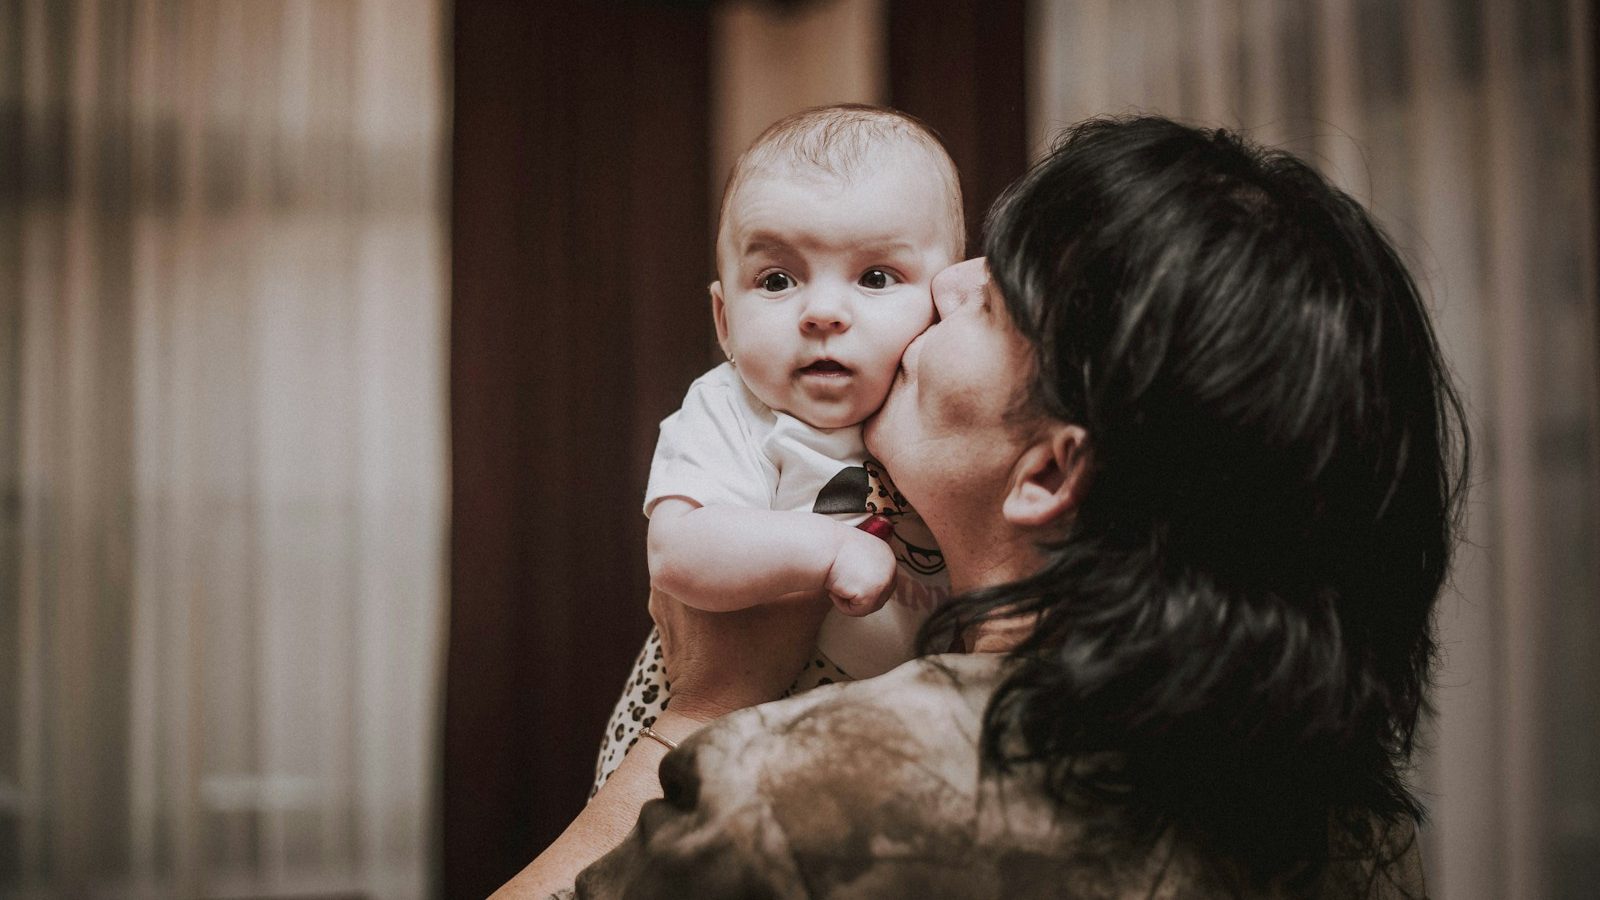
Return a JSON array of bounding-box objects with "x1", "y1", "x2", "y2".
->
[{"x1": 710, "y1": 280, "x2": 732, "y2": 357}]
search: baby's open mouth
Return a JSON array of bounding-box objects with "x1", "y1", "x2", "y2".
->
[{"x1": 799, "y1": 359, "x2": 851, "y2": 376}]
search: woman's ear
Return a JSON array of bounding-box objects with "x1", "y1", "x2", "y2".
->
[
  {"x1": 710, "y1": 281, "x2": 732, "y2": 360},
  {"x1": 1002, "y1": 424, "x2": 1091, "y2": 529}
]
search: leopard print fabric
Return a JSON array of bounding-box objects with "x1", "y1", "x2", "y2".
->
[{"x1": 590, "y1": 627, "x2": 853, "y2": 797}]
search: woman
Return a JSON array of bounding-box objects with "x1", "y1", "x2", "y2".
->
[{"x1": 499, "y1": 116, "x2": 1465, "y2": 898}]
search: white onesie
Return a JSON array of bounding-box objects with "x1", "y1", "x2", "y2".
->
[{"x1": 591, "y1": 362, "x2": 949, "y2": 793}]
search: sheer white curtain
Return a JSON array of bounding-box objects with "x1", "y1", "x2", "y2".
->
[
  {"x1": 1030, "y1": 1, "x2": 1599, "y2": 897},
  {"x1": 0, "y1": 2, "x2": 447, "y2": 898}
]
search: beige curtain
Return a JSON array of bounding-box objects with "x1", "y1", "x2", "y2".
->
[
  {"x1": 711, "y1": 0, "x2": 887, "y2": 199},
  {"x1": 0, "y1": 2, "x2": 447, "y2": 898},
  {"x1": 1030, "y1": 1, "x2": 1599, "y2": 897}
]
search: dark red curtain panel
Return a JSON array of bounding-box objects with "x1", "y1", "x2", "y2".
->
[
  {"x1": 887, "y1": 0, "x2": 1029, "y2": 257},
  {"x1": 443, "y1": 2, "x2": 1027, "y2": 897},
  {"x1": 444, "y1": 2, "x2": 713, "y2": 897}
]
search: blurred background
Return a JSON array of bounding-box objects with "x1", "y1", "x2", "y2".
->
[{"x1": 0, "y1": 1, "x2": 1594, "y2": 898}]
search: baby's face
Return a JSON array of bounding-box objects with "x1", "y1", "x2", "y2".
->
[{"x1": 714, "y1": 149, "x2": 960, "y2": 430}]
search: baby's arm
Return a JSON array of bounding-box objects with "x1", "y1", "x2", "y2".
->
[{"x1": 649, "y1": 498, "x2": 898, "y2": 615}]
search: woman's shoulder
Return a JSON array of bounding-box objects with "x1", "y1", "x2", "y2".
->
[
  {"x1": 720, "y1": 654, "x2": 1004, "y2": 769},
  {"x1": 685, "y1": 652, "x2": 1006, "y2": 795},
  {"x1": 740, "y1": 655, "x2": 1428, "y2": 897},
  {"x1": 576, "y1": 655, "x2": 1427, "y2": 899}
]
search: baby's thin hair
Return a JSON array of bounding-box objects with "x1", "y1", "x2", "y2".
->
[{"x1": 718, "y1": 104, "x2": 965, "y2": 258}]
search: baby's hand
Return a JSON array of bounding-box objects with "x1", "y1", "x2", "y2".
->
[{"x1": 825, "y1": 525, "x2": 900, "y2": 616}]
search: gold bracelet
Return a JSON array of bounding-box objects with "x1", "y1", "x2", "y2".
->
[{"x1": 640, "y1": 725, "x2": 678, "y2": 751}]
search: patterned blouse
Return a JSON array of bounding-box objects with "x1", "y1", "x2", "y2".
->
[{"x1": 561, "y1": 654, "x2": 1427, "y2": 899}]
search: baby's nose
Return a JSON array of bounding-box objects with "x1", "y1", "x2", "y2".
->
[
  {"x1": 801, "y1": 312, "x2": 847, "y2": 333},
  {"x1": 800, "y1": 291, "x2": 851, "y2": 332}
]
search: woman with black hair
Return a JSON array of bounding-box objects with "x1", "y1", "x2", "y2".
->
[{"x1": 499, "y1": 116, "x2": 1467, "y2": 899}]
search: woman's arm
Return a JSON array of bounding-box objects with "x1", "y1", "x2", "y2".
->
[
  {"x1": 488, "y1": 708, "x2": 701, "y2": 899},
  {"x1": 490, "y1": 588, "x2": 830, "y2": 898}
]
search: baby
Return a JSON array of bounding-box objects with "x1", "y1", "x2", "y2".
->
[{"x1": 592, "y1": 105, "x2": 963, "y2": 791}]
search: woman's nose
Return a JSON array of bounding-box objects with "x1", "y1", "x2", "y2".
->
[{"x1": 932, "y1": 257, "x2": 985, "y2": 318}]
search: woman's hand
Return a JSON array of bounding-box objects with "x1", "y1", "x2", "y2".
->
[{"x1": 649, "y1": 585, "x2": 831, "y2": 723}]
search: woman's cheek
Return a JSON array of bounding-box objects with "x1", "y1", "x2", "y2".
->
[
  {"x1": 905, "y1": 289, "x2": 938, "y2": 344},
  {"x1": 863, "y1": 386, "x2": 910, "y2": 472}
]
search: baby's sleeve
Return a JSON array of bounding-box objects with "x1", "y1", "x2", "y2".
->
[{"x1": 643, "y1": 374, "x2": 777, "y2": 516}]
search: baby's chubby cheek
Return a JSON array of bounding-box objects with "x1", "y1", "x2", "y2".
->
[{"x1": 862, "y1": 342, "x2": 915, "y2": 419}]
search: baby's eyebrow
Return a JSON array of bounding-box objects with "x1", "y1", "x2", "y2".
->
[
  {"x1": 739, "y1": 232, "x2": 795, "y2": 256},
  {"x1": 741, "y1": 242, "x2": 786, "y2": 258},
  {"x1": 854, "y1": 240, "x2": 918, "y2": 257},
  {"x1": 738, "y1": 231, "x2": 919, "y2": 258}
]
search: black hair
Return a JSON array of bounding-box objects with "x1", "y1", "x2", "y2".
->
[{"x1": 921, "y1": 117, "x2": 1467, "y2": 888}]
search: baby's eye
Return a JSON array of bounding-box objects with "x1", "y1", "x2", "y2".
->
[
  {"x1": 859, "y1": 268, "x2": 899, "y2": 290},
  {"x1": 759, "y1": 272, "x2": 796, "y2": 293}
]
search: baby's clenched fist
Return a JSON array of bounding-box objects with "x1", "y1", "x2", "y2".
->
[{"x1": 824, "y1": 527, "x2": 900, "y2": 617}]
